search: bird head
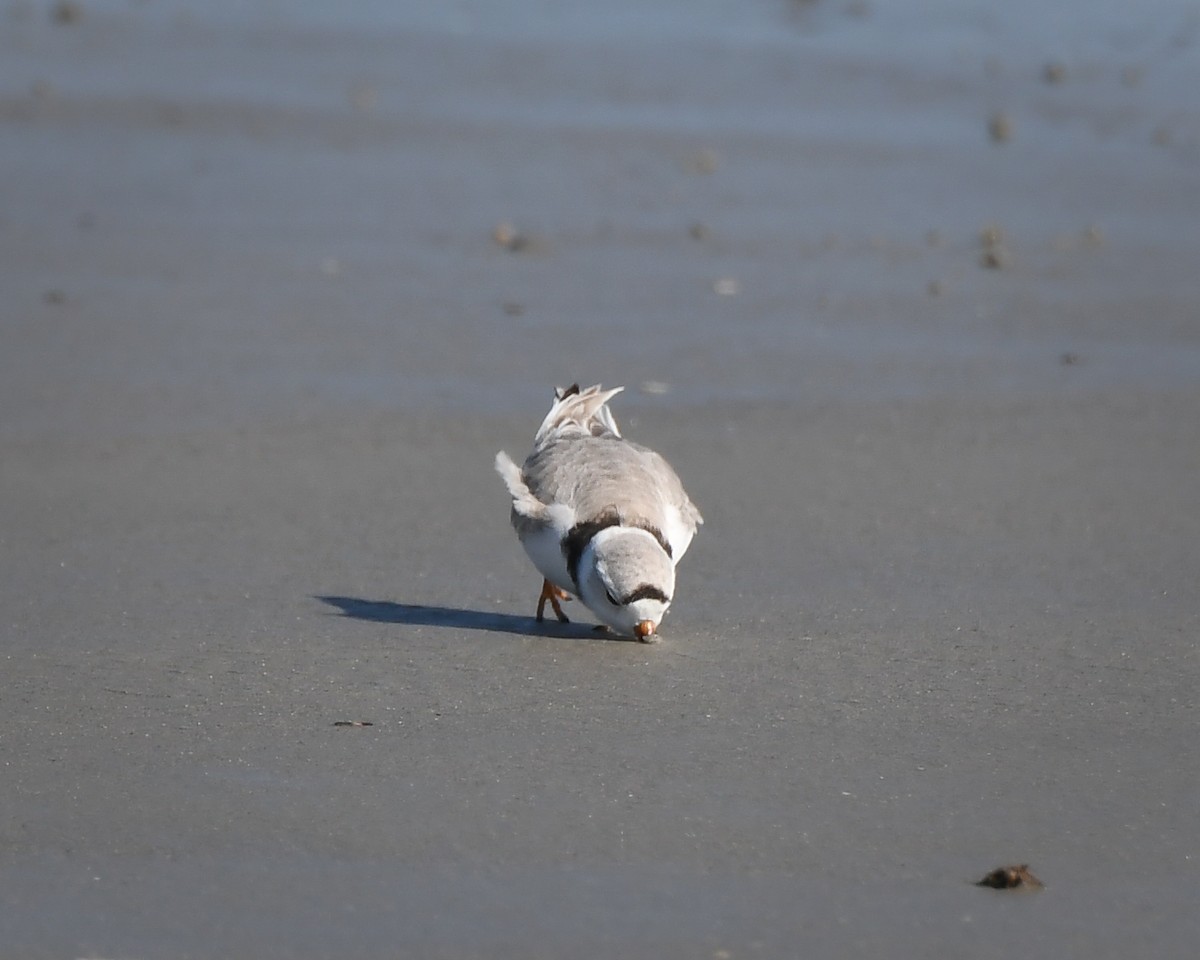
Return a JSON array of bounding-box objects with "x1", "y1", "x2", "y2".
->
[{"x1": 577, "y1": 527, "x2": 675, "y2": 641}]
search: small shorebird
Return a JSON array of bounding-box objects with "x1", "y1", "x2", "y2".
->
[{"x1": 495, "y1": 384, "x2": 702, "y2": 641}]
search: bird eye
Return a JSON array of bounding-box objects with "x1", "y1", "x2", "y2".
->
[{"x1": 604, "y1": 588, "x2": 619, "y2": 605}]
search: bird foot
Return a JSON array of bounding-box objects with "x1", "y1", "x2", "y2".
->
[{"x1": 536, "y1": 579, "x2": 572, "y2": 623}]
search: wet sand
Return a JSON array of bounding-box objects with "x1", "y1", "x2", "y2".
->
[{"x1": 2, "y1": 3, "x2": 1199, "y2": 957}]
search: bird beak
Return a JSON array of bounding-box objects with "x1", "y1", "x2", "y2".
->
[{"x1": 634, "y1": 620, "x2": 657, "y2": 641}]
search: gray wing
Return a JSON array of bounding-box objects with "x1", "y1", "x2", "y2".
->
[{"x1": 521, "y1": 436, "x2": 701, "y2": 549}]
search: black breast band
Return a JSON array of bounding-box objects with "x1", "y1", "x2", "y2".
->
[{"x1": 562, "y1": 511, "x2": 672, "y2": 588}]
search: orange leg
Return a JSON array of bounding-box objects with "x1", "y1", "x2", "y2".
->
[{"x1": 536, "y1": 578, "x2": 572, "y2": 623}]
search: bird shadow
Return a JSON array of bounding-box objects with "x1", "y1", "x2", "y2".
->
[{"x1": 315, "y1": 595, "x2": 626, "y2": 641}]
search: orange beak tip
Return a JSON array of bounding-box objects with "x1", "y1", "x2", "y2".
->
[{"x1": 634, "y1": 620, "x2": 658, "y2": 641}]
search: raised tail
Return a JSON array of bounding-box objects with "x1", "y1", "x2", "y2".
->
[
  {"x1": 494, "y1": 450, "x2": 549, "y2": 521},
  {"x1": 532, "y1": 383, "x2": 624, "y2": 448}
]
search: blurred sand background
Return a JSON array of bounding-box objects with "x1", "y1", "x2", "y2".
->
[{"x1": 2, "y1": 1, "x2": 1198, "y2": 956}]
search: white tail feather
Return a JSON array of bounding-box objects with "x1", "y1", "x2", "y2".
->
[
  {"x1": 494, "y1": 450, "x2": 548, "y2": 520},
  {"x1": 533, "y1": 383, "x2": 624, "y2": 448}
]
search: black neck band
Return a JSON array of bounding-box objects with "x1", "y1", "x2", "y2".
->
[{"x1": 562, "y1": 512, "x2": 672, "y2": 588}]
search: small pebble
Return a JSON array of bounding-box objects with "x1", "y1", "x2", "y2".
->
[
  {"x1": 978, "y1": 223, "x2": 1010, "y2": 268},
  {"x1": 52, "y1": 0, "x2": 83, "y2": 24},
  {"x1": 492, "y1": 222, "x2": 532, "y2": 252},
  {"x1": 1042, "y1": 62, "x2": 1067, "y2": 84},
  {"x1": 980, "y1": 247, "x2": 1008, "y2": 270},
  {"x1": 988, "y1": 110, "x2": 1014, "y2": 144},
  {"x1": 492, "y1": 222, "x2": 517, "y2": 247}
]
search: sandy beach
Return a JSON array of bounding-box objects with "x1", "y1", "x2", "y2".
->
[{"x1": 2, "y1": 1, "x2": 1198, "y2": 956}]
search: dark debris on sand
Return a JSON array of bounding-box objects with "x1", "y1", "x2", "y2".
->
[{"x1": 976, "y1": 864, "x2": 1044, "y2": 890}]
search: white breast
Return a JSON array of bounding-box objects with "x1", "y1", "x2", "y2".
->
[{"x1": 520, "y1": 520, "x2": 574, "y2": 593}]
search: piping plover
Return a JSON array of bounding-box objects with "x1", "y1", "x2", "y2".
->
[{"x1": 495, "y1": 384, "x2": 702, "y2": 641}]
